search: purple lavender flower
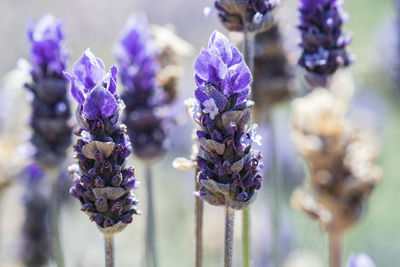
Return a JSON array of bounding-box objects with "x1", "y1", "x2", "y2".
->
[
  {"x1": 346, "y1": 253, "x2": 376, "y2": 267},
  {"x1": 65, "y1": 49, "x2": 139, "y2": 234},
  {"x1": 21, "y1": 163, "x2": 51, "y2": 267},
  {"x1": 192, "y1": 31, "x2": 263, "y2": 209},
  {"x1": 25, "y1": 14, "x2": 72, "y2": 167},
  {"x1": 298, "y1": 0, "x2": 353, "y2": 87},
  {"x1": 115, "y1": 14, "x2": 170, "y2": 161},
  {"x1": 213, "y1": 0, "x2": 277, "y2": 32}
]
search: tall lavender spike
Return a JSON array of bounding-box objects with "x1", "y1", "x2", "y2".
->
[
  {"x1": 25, "y1": 14, "x2": 72, "y2": 267},
  {"x1": 65, "y1": 49, "x2": 140, "y2": 267},
  {"x1": 115, "y1": 14, "x2": 170, "y2": 162},
  {"x1": 25, "y1": 14, "x2": 72, "y2": 168},
  {"x1": 212, "y1": 0, "x2": 277, "y2": 32},
  {"x1": 298, "y1": 0, "x2": 353, "y2": 88},
  {"x1": 115, "y1": 14, "x2": 172, "y2": 267},
  {"x1": 21, "y1": 164, "x2": 51, "y2": 267},
  {"x1": 191, "y1": 31, "x2": 263, "y2": 267}
]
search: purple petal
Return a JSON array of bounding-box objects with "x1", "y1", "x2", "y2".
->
[
  {"x1": 194, "y1": 49, "x2": 227, "y2": 83},
  {"x1": 73, "y1": 49, "x2": 105, "y2": 92},
  {"x1": 195, "y1": 86, "x2": 209, "y2": 104},
  {"x1": 208, "y1": 31, "x2": 232, "y2": 65},
  {"x1": 228, "y1": 62, "x2": 252, "y2": 94},
  {"x1": 108, "y1": 65, "x2": 118, "y2": 94},
  {"x1": 64, "y1": 72, "x2": 85, "y2": 105},
  {"x1": 83, "y1": 86, "x2": 118, "y2": 119}
]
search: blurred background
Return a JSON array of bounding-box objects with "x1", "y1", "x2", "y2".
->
[{"x1": 0, "y1": 0, "x2": 397, "y2": 266}]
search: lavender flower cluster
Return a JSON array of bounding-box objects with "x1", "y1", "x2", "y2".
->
[
  {"x1": 25, "y1": 14, "x2": 72, "y2": 168},
  {"x1": 115, "y1": 14, "x2": 170, "y2": 161},
  {"x1": 66, "y1": 50, "x2": 139, "y2": 233},
  {"x1": 298, "y1": 0, "x2": 353, "y2": 87},
  {"x1": 214, "y1": 0, "x2": 277, "y2": 32},
  {"x1": 191, "y1": 31, "x2": 263, "y2": 209}
]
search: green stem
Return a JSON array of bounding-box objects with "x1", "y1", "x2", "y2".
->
[
  {"x1": 194, "y1": 168, "x2": 203, "y2": 267},
  {"x1": 104, "y1": 234, "x2": 115, "y2": 267},
  {"x1": 224, "y1": 205, "x2": 235, "y2": 267},
  {"x1": 145, "y1": 165, "x2": 158, "y2": 267},
  {"x1": 242, "y1": 208, "x2": 251, "y2": 267},
  {"x1": 48, "y1": 168, "x2": 64, "y2": 267},
  {"x1": 269, "y1": 117, "x2": 282, "y2": 267}
]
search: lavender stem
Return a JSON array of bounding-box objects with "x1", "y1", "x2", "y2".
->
[
  {"x1": 104, "y1": 234, "x2": 115, "y2": 267},
  {"x1": 242, "y1": 24, "x2": 255, "y2": 267},
  {"x1": 49, "y1": 168, "x2": 64, "y2": 267},
  {"x1": 194, "y1": 168, "x2": 203, "y2": 267},
  {"x1": 224, "y1": 205, "x2": 235, "y2": 267},
  {"x1": 145, "y1": 164, "x2": 158, "y2": 267},
  {"x1": 269, "y1": 116, "x2": 281, "y2": 267},
  {"x1": 329, "y1": 232, "x2": 342, "y2": 267}
]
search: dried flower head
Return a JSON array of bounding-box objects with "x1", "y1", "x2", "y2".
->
[
  {"x1": 191, "y1": 31, "x2": 263, "y2": 210},
  {"x1": 150, "y1": 24, "x2": 192, "y2": 104},
  {"x1": 291, "y1": 90, "x2": 382, "y2": 233},
  {"x1": 253, "y1": 23, "x2": 294, "y2": 122},
  {"x1": 298, "y1": 0, "x2": 353, "y2": 87},
  {"x1": 65, "y1": 50, "x2": 139, "y2": 234},
  {"x1": 25, "y1": 14, "x2": 72, "y2": 168},
  {"x1": 213, "y1": 0, "x2": 277, "y2": 32},
  {"x1": 115, "y1": 14, "x2": 170, "y2": 161}
]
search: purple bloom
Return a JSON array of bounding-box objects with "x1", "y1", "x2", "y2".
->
[
  {"x1": 192, "y1": 31, "x2": 263, "y2": 209},
  {"x1": 25, "y1": 14, "x2": 72, "y2": 167},
  {"x1": 115, "y1": 14, "x2": 170, "y2": 161},
  {"x1": 347, "y1": 253, "x2": 376, "y2": 267},
  {"x1": 214, "y1": 0, "x2": 277, "y2": 32},
  {"x1": 66, "y1": 50, "x2": 139, "y2": 233},
  {"x1": 27, "y1": 14, "x2": 68, "y2": 77},
  {"x1": 298, "y1": 0, "x2": 353, "y2": 87}
]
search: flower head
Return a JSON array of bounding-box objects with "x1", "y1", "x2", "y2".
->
[
  {"x1": 194, "y1": 31, "x2": 252, "y2": 106},
  {"x1": 25, "y1": 14, "x2": 72, "y2": 168},
  {"x1": 214, "y1": 0, "x2": 277, "y2": 32},
  {"x1": 298, "y1": 0, "x2": 353, "y2": 87},
  {"x1": 27, "y1": 14, "x2": 68, "y2": 77},
  {"x1": 65, "y1": 49, "x2": 118, "y2": 120},
  {"x1": 115, "y1": 14, "x2": 170, "y2": 161},
  {"x1": 193, "y1": 31, "x2": 263, "y2": 209},
  {"x1": 66, "y1": 50, "x2": 139, "y2": 234}
]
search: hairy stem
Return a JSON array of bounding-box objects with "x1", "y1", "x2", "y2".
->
[
  {"x1": 329, "y1": 232, "x2": 342, "y2": 267},
  {"x1": 48, "y1": 168, "x2": 64, "y2": 267},
  {"x1": 194, "y1": 168, "x2": 203, "y2": 267},
  {"x1": 145, "y1": 165, "x2": 158, "y2": 267},
  {"x1": 224, "y1": 205, "x2": 235, "y2": 267},
  {"x1": 104, "y1": 234, "x2": 114, "y2": 267}
]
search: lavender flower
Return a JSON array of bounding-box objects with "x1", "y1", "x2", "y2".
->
[
  {"x1": 21, "y1": 164, "x2": 51, "y2": 267},
  {"x1": 115, "y1": 14, "x2": 170, "y2": 161},
  {"x1": 213, "y1": 0, "x2": 277, "y2": 32},
  {"x1": 346, "y1": 253, "x2": 376, "y2": 267},
  {"x1": 65, "y1": 49, "x2": 139, "y2": 234},
  {"x1": 25, "y1": 14, "x2": 72, "y2": 168},
  {"x1": 298, "y1": 0, "x2": 353, "y2": 87},
  {"x1": 191, "y1": 31, "x2": 263, "y2": 210}
]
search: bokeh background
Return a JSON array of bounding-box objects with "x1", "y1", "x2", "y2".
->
[{"x1": 0, "y1": 0, "x2": 397, "y2": 266}]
